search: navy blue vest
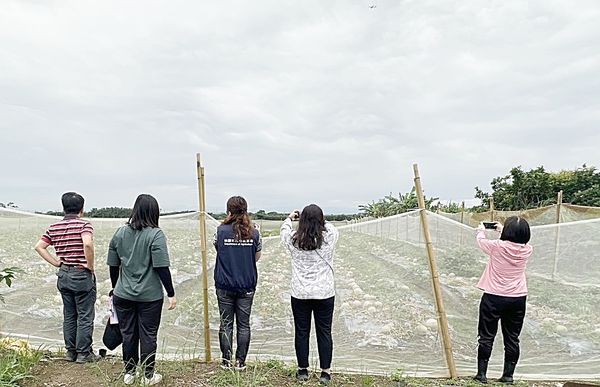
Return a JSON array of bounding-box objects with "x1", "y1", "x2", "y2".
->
[{"x1": 213, "y1": 223, "x2": 261, "y2": 292}]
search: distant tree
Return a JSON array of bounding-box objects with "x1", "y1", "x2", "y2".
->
[
  {"x1": 0, "y1": 202, "x2": 18, "y2": 209},
  {"x1": 44, "y1": 210, "x2": 65, "y2": 216},
  {"x1": 434, "y1": 201, "x2": 462, "y2": 213},
  {"x1": 359, "y1": 187, "x2": 438, "y2": 218},
  {"x1": 208, "y1": 212, "x2": 227, "y2": 220},
  {"x1": 254, "y1": 210, "x2": 267, "y2": 220},
  {"x1": 475, "y1": 165, "x2": 600, "y2": 210},
  {"x1": 161, "y1": 210, "x2": 195, "y2": 216},
  {"x1": 86, "y1": 207, "x2": 132, "y2": 218}
]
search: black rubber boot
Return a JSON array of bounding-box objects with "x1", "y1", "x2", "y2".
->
[
  {"x1": 473, "y1": 358, "x2": 488, "y2": 384},
  {"x1": 498, "y1": 361, "x2": 517, "y2": 384}
]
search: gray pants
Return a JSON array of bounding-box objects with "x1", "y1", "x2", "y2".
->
[
  {"x1": 57, "y1": 265, "x2": 97, "y2": 355},
  {"x1": 216, "y1": 288, "x2": 255, "y2": 363}
]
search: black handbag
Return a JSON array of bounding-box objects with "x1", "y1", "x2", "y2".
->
[{"x1": 102, "y1": 320, "x2": 122, "y2": 350}]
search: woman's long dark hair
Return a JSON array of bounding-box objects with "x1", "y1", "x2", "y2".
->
[
  {"x1": 293, "y1": 204, "x2": 327, "y2": 251},
  {"x1": 128, "y1": 194, "x2": 160, "y2": 230},
  {"x1": 222, "y1": 196, "x2": 254, "y2": 240},
  {"x1": 500, "y1": 216, "x2": 531, "y2": 244}
]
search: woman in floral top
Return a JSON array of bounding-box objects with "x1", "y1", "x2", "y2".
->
[{"x1": 280, "y1": 204, "x2": 339, "y2": 385}]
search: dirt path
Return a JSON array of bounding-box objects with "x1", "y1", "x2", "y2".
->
[{"x1": 19, "y1": 355, "x2": 583, "y2": 387}]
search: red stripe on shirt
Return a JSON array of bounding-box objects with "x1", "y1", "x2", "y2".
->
[{"x1": 42, "y1": 218, "x2": 93, "y2": 264}]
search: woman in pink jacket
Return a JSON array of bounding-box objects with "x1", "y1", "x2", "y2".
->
[{"x1": 473, "y1": 216, "x2": 533, "y2": 384}]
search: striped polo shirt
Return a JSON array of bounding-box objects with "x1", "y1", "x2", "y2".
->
[{"x1": 41, "y1": 214, "x2": 93, "y2": 265}]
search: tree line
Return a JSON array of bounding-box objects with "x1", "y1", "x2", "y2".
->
[
  {"x1": 7, "y1": 164, "x2": 599, "y2": 219},
  {"x1": 360, "y1": 164, "x2": 600, "y2": 217},
  {"x1": 41, "y1": 208, "x2": 196, "y2": 218},
  {"x1": 475, "y1": 165, "x2": 600, "y2": 210},
  {"x1": 209, "y1": 210, "x2": 360, "y2": 221}
]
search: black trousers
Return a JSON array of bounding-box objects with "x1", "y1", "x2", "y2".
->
[
  {"x1": 216, "y1": 288, "x2": 255, "y2": 363},
  {"x1": 477, "y1": 293, "x2": 527, "y2": 363},
  {"x1": 113, "y1": 295, "x2": 163, "y2": 377},
  {"x1": 291, "y1": 296, "x2": 335, "y2": 370}
]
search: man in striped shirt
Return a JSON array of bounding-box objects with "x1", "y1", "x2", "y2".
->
[{"x1": 34, "y1": 192, "x2": 100, "y2": 363}]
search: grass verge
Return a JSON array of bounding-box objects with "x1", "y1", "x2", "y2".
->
[
  {"x1": 0, "y1": 339, "x2": 43, "y2": 387},
  {"x1": 0, "y1": 343, "x2": 588, "y2": 387}
]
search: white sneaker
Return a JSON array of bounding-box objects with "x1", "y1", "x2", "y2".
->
[
  {"x1": 143, "y1": 372, "x2": 163, "y2": 386},
  {"x1": 123, "y1": 372, "x2": 136, "y2": 385}
]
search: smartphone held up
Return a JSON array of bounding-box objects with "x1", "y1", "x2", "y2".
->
[{"x1": 483, "y1": 222, "x2": 497, "y2": 230}]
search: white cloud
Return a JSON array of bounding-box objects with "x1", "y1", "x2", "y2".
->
[{"x1": 1, "y1": 0, "x2": 599, "y2": 213}]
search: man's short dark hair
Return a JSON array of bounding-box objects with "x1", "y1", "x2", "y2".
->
[
  {"x1": 500, "y1": 216, "x2": 531, "y2": 244},
  {"x1": 61, "y1": 192, "x2": 85, "y2": 215}
]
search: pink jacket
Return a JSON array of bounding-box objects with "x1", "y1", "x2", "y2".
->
[{"x1": 476, "y1": 230, "x2": 533, "y2": 297}]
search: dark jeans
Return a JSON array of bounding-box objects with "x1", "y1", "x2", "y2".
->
[
  {"x1": 291, "y1": 296, "x2": 335, "y2": 370},
  {"x1": 56, "y1": 265, "x2": 96, "y2": 355},
  {"x1": 477, "y1": 293, "x2": 527, "y2": 363},
  {"x1": 113, "y1": 295, "x2": 163, "y2": 377},
  {"x1": 216, "y1": 288, "x2": 255, "y2": 363}
]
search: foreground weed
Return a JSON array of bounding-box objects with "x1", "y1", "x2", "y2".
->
[
  {"x1": 361, "y1": 374, "x2": 377, "y2": 386},
  {"x1": 391, "y1": 368, "x2": 406, "y2": 382},
  {"x1": 0, "y1": 347, "x2": 42, "y2": 386}
]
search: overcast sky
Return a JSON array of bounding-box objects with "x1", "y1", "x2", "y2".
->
[{"x1": 1, "y1": 0, "x2": 599, "y2": 213}]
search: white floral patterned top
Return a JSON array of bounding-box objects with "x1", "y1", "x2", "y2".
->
[{"x1": 280, "y1": 218, "x2": 339, "y2": 300}]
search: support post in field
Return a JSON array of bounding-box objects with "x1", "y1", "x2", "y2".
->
[
  {"x1": 459, "y1": 201, "x2": 465, "y2": 247},
  {"x1": 196, "y1": 153, "x2": 212, "y2": 362},
  {"x1": 552, "y1": 190, "x2": 563, "y2": 280},
  {"x1": 489, "y1": 197, "x2": 495, "y2": 222},
  {"x1": 412, "y1": 164, "x2": 458, "y2": 378}
]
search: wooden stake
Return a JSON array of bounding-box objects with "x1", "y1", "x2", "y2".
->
[
  {"x1": 489, "y1": 197, "x2": 495, "y2": 222},
  {"x1": 552, "y1": 191, "x2": 563, "y2": 279},
  {"x1": 413, "y1": 164, "x2": 458, "y2": 378},
  {"x1": 196, "y1": 153, "x2": 212, "y2": 362},
  {"x1": 555, "y1": 190, "x2": 563, "y2": 224}
]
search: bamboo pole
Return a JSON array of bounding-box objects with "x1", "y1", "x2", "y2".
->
[
  {"x1": 413, "y1": 164, "x2": 458, "y2": 378},
  {"x1": 489, "y1": 197, "x2": 495, "y2": 222},
  {"x1": 555, "y1": 190, "x2": 563, "y2": 224},
  {"x1": 196, "y1": 153, "x2": 212, "y2": 362},
  {"x1": 552, "y1": 191, "x2": 563, "y2": 280}
]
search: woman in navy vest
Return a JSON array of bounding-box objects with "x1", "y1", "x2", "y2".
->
[{"x1": 213, "y1": 196, "x2": 262, "y2": 371}]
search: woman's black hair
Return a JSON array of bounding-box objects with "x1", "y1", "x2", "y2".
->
[
  {"x1": 292, "y1": 204, "x2": 327, "y2": 251},
  {"x1": 500, "y1": 216, "x2": 530, "y2": 244},
  {"x1": 128, "y1": 194, "x2": 160, "y2": 230},
  {"x1": 223, "y1": 196, "x2": 254, "y2": 240}
]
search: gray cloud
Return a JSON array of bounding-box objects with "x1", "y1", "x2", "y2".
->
[{"x1": 1, "y1": 0, "x2": 599, "y2": 213}]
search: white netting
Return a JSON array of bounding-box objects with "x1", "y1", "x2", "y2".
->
[
  {"x1": 1, "y1": 207, "x2": 599, "y2": 379},
  {"x1": 439, "y1": 203, "x2": 600, "y2": 227}
]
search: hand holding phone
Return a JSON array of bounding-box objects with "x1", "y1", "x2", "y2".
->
[{"x1": 288, "y1": 210, "x2": 300, "y2": 221}]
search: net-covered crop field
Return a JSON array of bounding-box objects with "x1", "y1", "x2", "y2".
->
[{"x1": 1, "y1": 211, "x2": 599, "y2": 379}]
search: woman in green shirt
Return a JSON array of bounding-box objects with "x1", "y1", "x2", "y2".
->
[{"x1": 107, "y1": 194, "x2": 177, "y2": 386}]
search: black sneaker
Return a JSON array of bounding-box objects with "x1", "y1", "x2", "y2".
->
[
  {"x1": 220, "y1": 359, "x2": 232, "y2": 370},
  {"x1": 64, "y1": 350, "x2": 77, "y2": 362},
  {"x1": 234, "y1": 360, "x2": 246, "y2": 371},
  {"x1": 296, "y1": 368, "x2": 309, "y2": 381},
  {"x1": 75, "y1": 352, "x2": 101, "y2": 364},
  {"x1": 319, "y1": 371, "x2": 332, "y2": 385}
]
